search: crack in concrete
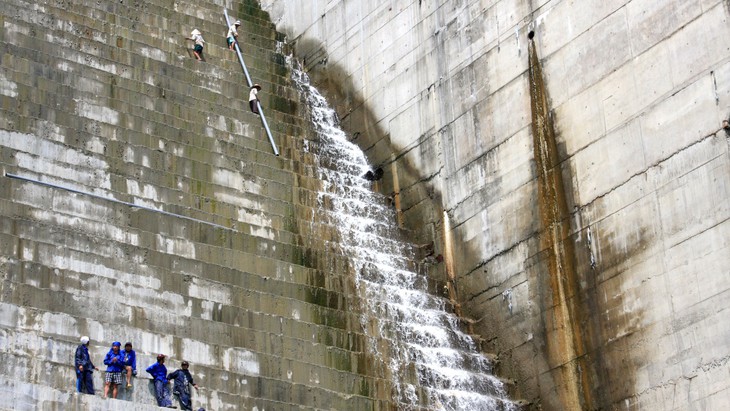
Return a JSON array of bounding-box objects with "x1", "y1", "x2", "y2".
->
[
  {"x1": 629, "y1": 355, "x2": 730, "y2": 401},
  {"x1": 578, "y1": 131, "x2": 725, "y2": 213}
]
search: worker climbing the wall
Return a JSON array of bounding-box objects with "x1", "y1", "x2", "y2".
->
[
  {"x1": 227, "y1": 20, "x2": 241, "y2": 51},
  {"x1": 186, "y1": 29, "x2": 206, "y2": 61},
  {"x1": 74, "y1": 336, "x2": 98, "y2": 395},
  {"x1": 147, "y1": 354, "x2": 175, "y2": 408},
  {"x1": 122, "y1": 341, "x2": 137, "y2": 389},
  {"x1": 249, "y1": 83, "x2": 262, "y2": 115},
  {"x1": 102, "y1": 341, "x2": 124, "y2": 399},
  {"x1": 168, "y1": 360, "x2": 200, "y2": 410}
]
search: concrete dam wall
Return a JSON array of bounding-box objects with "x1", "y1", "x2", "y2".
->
[
  {"x1": 0, "y1": 0, "x2": 406, "y2": 409},
  {"x1": 261, "y1": 0, "x2": 730, "y2": 410},
  {"x1": 0, "y1": 0, "x2": 729, "y2": 410},
  {"x1": 0, "y1": 0, "x2": 518, "y2": 410}
]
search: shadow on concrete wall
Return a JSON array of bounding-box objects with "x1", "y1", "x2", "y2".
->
[{"x1": 286, "y1": 28, "x2": 653, "y2": 409}]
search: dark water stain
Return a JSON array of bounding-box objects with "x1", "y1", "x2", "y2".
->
[
  {"x1": 527, "y1": 37, "x2": 592, "y2": 410},
  {"x1": 286, "y1": 20, "x2": 641, "y2": 411},
  {"x1": 526, "y1": 37, "x2": 641, "y2": 410}
]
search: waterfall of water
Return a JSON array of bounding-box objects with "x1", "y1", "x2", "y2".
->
[{"x1": 290, "y1": 59, "x2": 518, "y2": 411}]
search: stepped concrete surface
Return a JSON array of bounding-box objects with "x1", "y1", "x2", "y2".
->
[
  {"x1": 0, "y1": 0, "x2": 422, "y2": 410},
  {"x1": 262, "y1": 0, "x2": 730, "y2": 410}
]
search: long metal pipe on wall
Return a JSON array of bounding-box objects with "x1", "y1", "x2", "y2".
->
[{"x1": 224, "y1": 9, "x2": 280, "y2": 157}]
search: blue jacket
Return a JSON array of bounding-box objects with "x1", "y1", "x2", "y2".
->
[
  {"x1": 122, "y1": 349, "x2": 136, "y2": 371},
  {"x1": 168, "y1": 369, "x2": 195, "y2": 394},
  {"x1": 103, "y1": 349, "x2": 125, "y2": 373},
  {"x1": 74, "y1": 344, "x2": 95, "y2": 372},
  {"x1": 146, "y1": 362, "x2": 168, "y2": 383}
]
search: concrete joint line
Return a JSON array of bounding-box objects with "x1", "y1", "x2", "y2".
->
[
  {"x1": 579, "y1": 132, "x2": 724, "y2": 212},
  {"x1": 4, "y1": 172, "x2": 237, "y2": 233}
]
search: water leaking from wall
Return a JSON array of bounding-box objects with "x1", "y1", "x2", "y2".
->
[
  {"x1": 290, "y1": 58, "x2": 520, "y2": 411},
  {"x1": 527, "y1": 34, "x2": 604, "y2": 410}
]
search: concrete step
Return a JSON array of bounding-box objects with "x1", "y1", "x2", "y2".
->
[
  {"x1": 0, "y1": 192, "x2": 472, "y2": 374},
  {"x1": 21, "y1": 0, "x2": 285, "y2": 58},
  {"x1": 0, "y1": 18, "x2": 301, "y2": 140},
  {"x1": 0, "y1": 164, "x2": 412, "y2": 285},
  {"x1": 0, "y1": 320, "x2": 379, "y2": 396},
  {"x1": 0, "y1": 0, "x2": 497, "y2": 409},
  {"x1": 0, "y1": 137, "x2": 298, "y2": 229},
  {"x1": 0, "y1": 127, "x2": 401, "y2": 253},
  {"x1": 0, "y1": 367, "x2": 385, "y2": 411},
  {"x1": 0, "y1": 16, "x2": 295, "y2": 129},
  {"x1": 12, "y1": 0, "x2": 296, "y2": 86},
  {"x1": 0, "y1": 32, "x2": 301, "y2": 145},
  {"x1": 0, "y1": 188, "x2": 409, "y2": 315},
  {"x1": 0, "y1": 183, "x2": 376, "y2": 305},
  {"x1": 0, "y1": 285, "x2": 390, "y2": 405}
]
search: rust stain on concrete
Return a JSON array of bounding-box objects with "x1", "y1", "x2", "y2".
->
[{"x1": 527, "y1": 39, "x2": 595, "y2": 410}]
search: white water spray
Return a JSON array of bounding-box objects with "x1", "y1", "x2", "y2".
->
[{"x1": 290, "y1": 58, "x2": 519, "y2": 411}]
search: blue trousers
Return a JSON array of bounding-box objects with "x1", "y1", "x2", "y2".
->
[
  {"x1": 175, "y1": 391, "x2": 192, "y2": 410},
  {"x1": 154, "y1": 380, "x2": 172, "y2": 406},
  {"x1": 77, "y1": 371, "x2": 94, "y2": 394}
]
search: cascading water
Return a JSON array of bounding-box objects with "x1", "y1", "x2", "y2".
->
[{"x1": 290, "y1": 59, "x2": 519, "y2": 411}]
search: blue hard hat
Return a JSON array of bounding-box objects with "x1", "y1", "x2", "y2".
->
[{"x1": 112, "y1": 341, "x2": 121, "y2": 347}]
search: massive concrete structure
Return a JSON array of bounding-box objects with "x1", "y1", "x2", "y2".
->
[
  {"x1": 261, "y1": 0, "x2": 730, "y2": 410},
  {"x1": 0, "y1": 0, "x2": 398, "y2": 410},
  {"x1": 0, "y1": 0, "x2": 728, "y2": 410}
]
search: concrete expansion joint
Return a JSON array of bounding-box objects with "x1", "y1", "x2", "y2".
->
[
  {"x1": 448, "y1": 129, "x2": 528, "y2": 181},
  {"x1": 632, "y1": 354, "x2": 730, "y2": 399},
  {"x1": 463, "y1": 233, "x2": 535, "y2": 280},
  {"x1": 577, "y1": 132, "x2": 724, "y2": 211},
  {"x1": 389, "y1": 132, "x2": 437, "y2": 163}
]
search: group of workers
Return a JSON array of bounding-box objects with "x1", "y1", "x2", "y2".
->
[
  {"x1": 68, "y1": 16, "x2": 267, "y2": 411},
  {"x1": 74, "y1": 336, "x2": 203, "y2": 410},
  {"x1": 184, "y1": 20, "x2": 264, "y2": 116}
]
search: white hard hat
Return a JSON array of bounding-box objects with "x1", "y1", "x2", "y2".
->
[{"x1": 80, "y1": 336, "x2": 89, "y2": 344}]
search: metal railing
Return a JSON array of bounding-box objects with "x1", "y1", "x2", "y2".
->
[{"x1": 224, "y1": 9, "x2": 279, "y2": 156}]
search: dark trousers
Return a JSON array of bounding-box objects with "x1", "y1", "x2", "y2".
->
[
  {"x1": 154, "y1": 380, "x2": 172, "y2": 407},
  {"x1": 249, "y1": 100, "x2": 259, "y2": 114},
  {"x1": 175, "y1": 391, "x2": 192, "y2": 410},
  {"x1": 78, "y1": 370, "x2": 94, "y2": 394}
]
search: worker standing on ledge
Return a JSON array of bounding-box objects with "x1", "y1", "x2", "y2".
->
[
  {"x1": 249, "y1": 83, "x2": 262, "y2": 115},
  {"x1": 74, "y1": 336, "x2": 98, "y2": 395},
  {"x1": 227, "y1": 20, "x2": 241, "y2": 51},
  {"x1": 186, "y1": 29, "x2": 205, "y2": 61},
  {"x1": 102, "y1": 341, "x2": 124, "y2": 399},
  {"x1": 168, "y1": 361, "x2": 200, "y2": 410},
  {"x1": 147, "y1": 354, "x2": 175, "y2": 408}
]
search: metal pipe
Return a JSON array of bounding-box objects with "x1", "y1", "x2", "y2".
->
[
  {"x1": 224, "y1": 9, "x2": 279, "y2": 156},
  {"x1": 4, "y1": 173, "x2": 237, "y2": 232}
]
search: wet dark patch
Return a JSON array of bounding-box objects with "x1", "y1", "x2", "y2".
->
[{"x1": 527, "y1": 37, "x2": 597, "y2": 410}]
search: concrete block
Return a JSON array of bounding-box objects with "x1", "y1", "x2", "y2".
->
[
  {"x1": 543, "y1": 7, "x2": 632, "y2": 108},
  {"x1": 640, "y1": 77, "x2": 720, "y2": 167},
  {"x1": 668, "y1": 4, "x2": 730, "y2": 88},
  {"x1": 571, "y1": 118, "x2": 646, "y2": 205},
  {"x1": 626, "y1": 0, "x2": 703, "y2": 56}
]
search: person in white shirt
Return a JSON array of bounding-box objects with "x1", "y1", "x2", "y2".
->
[
  {"x1": 186, "y1": 29, "x2": 205, "y2": 61},
  {"x1": 249, "y1": 84, "x2": 262, "y2": 115},
  {"x1": 227, "y1": 20, "x2": 241, "y2": 51}
]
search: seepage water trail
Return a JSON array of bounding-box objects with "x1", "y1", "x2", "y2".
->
[{"x1": 289, "y1": 58, "x2": 519, "y2": 411}]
